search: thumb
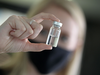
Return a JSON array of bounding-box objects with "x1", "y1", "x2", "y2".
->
[{"x1": 23, "y1": 41, "x2": 52, "y2": 52}]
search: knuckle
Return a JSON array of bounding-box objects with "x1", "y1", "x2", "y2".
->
[
  {"x1": 12, "y1": 33, "x2": 20, "y2": 38},
  {"x1": 10, "y1": 15, "x2": 18, "y2": 19},
  {"x1": 49, "y1": 14, "x2": 54, "y2": 17},
  {"x1": 9, "y1": 15, "x2": 18, "y2": 21},
  {"x1": 20, "y1": 27, "x2": 26, "y2": 32},
  {"x1": 38, "y1": 24, "x2": 43, "y2": 30},
  {"x1": 39, "y1": 25, "x2": 43, "y2": 30},
  {"x1": 27, "y1": 30, "x2": 33, "y2": 35},
  {"x1": 12, "y1": 15, "x2": 17, "y2": 17},
  {"x1": 15, "y1": 34, "x2": 19, "y2": 38}
]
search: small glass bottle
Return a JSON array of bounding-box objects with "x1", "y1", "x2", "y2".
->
[{"x1": 46, "y1": 21, "x2": 62, "y2": 47}]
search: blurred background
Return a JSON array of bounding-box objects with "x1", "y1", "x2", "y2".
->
[{"x1": 0, "y1": 0, "x2": 100, "y2": 75}]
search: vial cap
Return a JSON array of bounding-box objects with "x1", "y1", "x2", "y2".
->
[{"x1": 53, "y1": 21, "x2": 62, "y2": 27}]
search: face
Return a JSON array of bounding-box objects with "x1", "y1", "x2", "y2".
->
[{"x1": 33, "y1": 4, "x2": 79, "y2": 51}]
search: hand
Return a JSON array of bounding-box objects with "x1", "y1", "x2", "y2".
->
[{"x1": 0, "y1": 13, "x2": 60, "y2": 53}]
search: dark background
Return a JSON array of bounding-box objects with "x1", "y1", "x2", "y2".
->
[
  {"x1": 80, "y1": 19, "x2": 100, "y2": 75},
  {"x1": 77, "y1": 1, "x2": 100, "y2": 75}
]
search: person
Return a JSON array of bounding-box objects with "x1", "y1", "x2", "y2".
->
[{"x1": 0, "y1": 0, "x2": 86, "y2": 75}]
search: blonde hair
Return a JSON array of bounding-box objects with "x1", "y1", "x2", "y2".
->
[{"x1": 0, "y1": 0, "x2": 86, "y2": 75}]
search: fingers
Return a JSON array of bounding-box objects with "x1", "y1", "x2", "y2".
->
[
  {"x1": 31, "y1": 13, "x2": 60, "y2": 23},
  {"x1": 10, "y1": 13, "x2": 60, "y2": 40},
  {"x1": 23, "y1": 42, "x2": 52, "y2": 52},
  {"x1": 26, "y1": 13, "x2": 60, "y2": 39},
  {"x1": 9, "y1": 16, "x2": 43, "y2": 40},
  {"x1": 28, "y1": 21, "x2": 43, "y2": 39},
  {"x1": 18, "y1": 16, "x2": 33, "y2": 39},
  {"x1": 10, "y1": 16, "x2": 26, "y2": 38}
]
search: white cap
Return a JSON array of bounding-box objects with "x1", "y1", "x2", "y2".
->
[{"x1": 53, "y1": 21, "x2": 62, "y2": 27}]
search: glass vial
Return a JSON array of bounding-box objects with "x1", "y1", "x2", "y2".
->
[{"x1": 46, "y1": 21, "x2": 62, "y2": 47}]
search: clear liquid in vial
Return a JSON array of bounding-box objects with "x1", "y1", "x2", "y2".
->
[{"x1": 46, "y1": 34, "x2": 59, "y2": 47}]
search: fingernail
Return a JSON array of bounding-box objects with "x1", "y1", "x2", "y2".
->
[
  {"x1": 50, "y1": 46, "x2": 52, "y2": 49},
  {"x1": 58, "y1": 19, "x2": 60, "y2": 22},
  {"x1": 45, "y1": 45, "x2": 52, "y2": 50},
  {"x1": 48, "y1": 46, "x2": 52, "y2": 50}
]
